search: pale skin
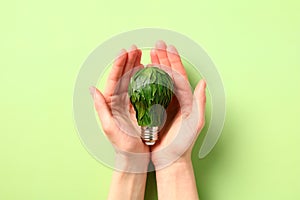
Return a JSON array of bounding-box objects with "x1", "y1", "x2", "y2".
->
[{"x1": 90, "y1": 41, "x2": 206, "y2": 200}]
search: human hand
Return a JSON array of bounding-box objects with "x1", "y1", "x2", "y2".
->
[
  {"x1": 150, "y1": 41, "x2": 207, "y2": 169},
  {"x1": 90, "y1": 45, "x2": 150, "y2": 172}
]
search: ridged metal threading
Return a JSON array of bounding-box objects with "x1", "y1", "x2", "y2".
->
[{"x1": 141, "y1": 126, "x2": 159, "y2": 145}]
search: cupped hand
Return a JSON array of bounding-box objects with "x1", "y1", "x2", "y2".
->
[
  {"x1": 90, "y1": 45, "x2": 150, "y2": 171},
  {"x1": 150, "y1": 41, "x2": 206, "y2": 168}
]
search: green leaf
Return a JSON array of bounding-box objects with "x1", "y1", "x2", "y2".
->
[{"x1": 128, "y1": 67, "x2": 174, "y2": 126}]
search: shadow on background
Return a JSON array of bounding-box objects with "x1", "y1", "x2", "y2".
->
[
  {"x1": 193, "y1": 106, "x2": 236, "y2": 199},
  {"x1": 144, "y1": 163, "x2": 158, "y2": 200}
]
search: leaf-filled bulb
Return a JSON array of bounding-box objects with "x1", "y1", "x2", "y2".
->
[{"x1": 128, "y1": 66, "x2": 174, "y2": 127}]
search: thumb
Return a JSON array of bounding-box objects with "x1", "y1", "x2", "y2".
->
[
  {"x1": 89, "y1": 86, "x2": 112, "y2": 133},
  {"x1": 193, "y1": 79, "x2": 206, "y2": 131}
]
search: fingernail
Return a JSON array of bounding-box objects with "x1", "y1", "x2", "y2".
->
[
  {"x1": 167, "y1": 45, "x2": 178, "y2": 54},
  {"x1": 128, "y1": 45, "x2": 137, "y2": 54},
  {"x1": 156, "y1": 40, "x2": 166, "y2": 49},
  {"x1": 130, "y1": 44, "x2": 137, "y2": 50},
  {"x1": 89, "y1": 86, "x2": 95, "y2": 97},
  {"x1": 201, "y1": 80, "x2": 207, "y2": 88},
  {"x1": 117, "y1": 49, "x2": 126, "y2": 57}
]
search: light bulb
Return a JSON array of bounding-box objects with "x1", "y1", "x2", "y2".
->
[{"x1": 128, "y1": 66, "x2": 174, "y2": 145}]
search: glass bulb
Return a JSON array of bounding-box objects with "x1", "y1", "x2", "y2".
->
[{"x1": 128, "y1": 66, "x2": 174, "y2": 145}]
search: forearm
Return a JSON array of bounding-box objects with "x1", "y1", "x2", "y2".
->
[
  {"x1": 155, "y1": 158, "x2": 199, "y2": 200},
  {"x1": 108, "y1": 171, "x2": 147, "y2": 200},
  {"x1": 107, "y1": 153, "x2": 149, "y2": 200}
]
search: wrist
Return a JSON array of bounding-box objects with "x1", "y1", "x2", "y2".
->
[
  {"x1": 155, "y1": 157, "x2": 199, "y2": 200},
  {"x1": 156, "y1": 157, "x2": 192, "y2": 174},
  {"x1": 114, "y1": 151, "x2": 150, "y2": 173},
  {"x1": 174, "y1": 152, "x2": 192, "y2": 163},
  {"x1": 151, "y1": 149, "x2": 192, "y2": 170}
]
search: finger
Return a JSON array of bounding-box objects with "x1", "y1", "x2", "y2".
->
[
  {"x1": 167, "y1": 45, "x2": 188, "y2": 80},
  {"x1": 89, "y1": 86, "x2": 114, "y2": 133},
  {"x1": 132, "y1": 53, "x2": 144, "y2": 75},
  {"x1": 173, "y1": 72, "x2": 193, "y2": 117},
  {"x1": 155, "y1": 40, "x2": 171, "y2": 67},
  {"x1": 193, "y1": 79, "x2": 207, "y2": 131},
  {"x1": 150, "y1": 48, "x2": 160, "y2": 64},
  {"x1": 123, "y1": 45, "x2": 138, "y2": 75},
  {"x1": 118, "y1": 63, "x2": 144, "y2": 93},
  {"x1": 104, "y1": 49, "x2": 128, "y2": 97},
  {"x1": 119, "y1": 45, "x2": 138, "y2": 92},
  {"x1": 134, "y1": 49, "x2": 142, "y2": 67}
]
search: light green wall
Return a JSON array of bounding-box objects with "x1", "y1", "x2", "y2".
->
[{"x1": 1, "y1": 0, "x2": 300, "y2": 199}]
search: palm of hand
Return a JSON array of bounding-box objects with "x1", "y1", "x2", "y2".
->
[
  {"x1": 149, "y1": 41, "x2": 206, "y2": 166},
  {"x1": 92, "y1": 46, "x2": 148, "y2": 154}
]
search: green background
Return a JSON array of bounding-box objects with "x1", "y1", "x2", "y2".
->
[{"x1": 1, "y1": 0, "x2": 300, "y2": 199}]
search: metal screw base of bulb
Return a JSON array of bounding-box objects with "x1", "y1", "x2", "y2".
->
[{"x1": 141, "y1": 126, "x2": 159, "y2": 145}]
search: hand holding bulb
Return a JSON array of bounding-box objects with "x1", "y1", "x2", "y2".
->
[
  {"x1": 90, "y1": 41, "x2": 206, "y2": 200},
  {"x1": 148, "y1": 40, "x2": 206, "y2": 200},
  {"x1": 90, "y1": 45, "x2": 150, "y2": 173},
  {"x1": 150, "y1": 41, "x2": 206, "y2": 169},
  {"x1": 90, "y1": 42, "x2": 206, "y2": 168}
]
